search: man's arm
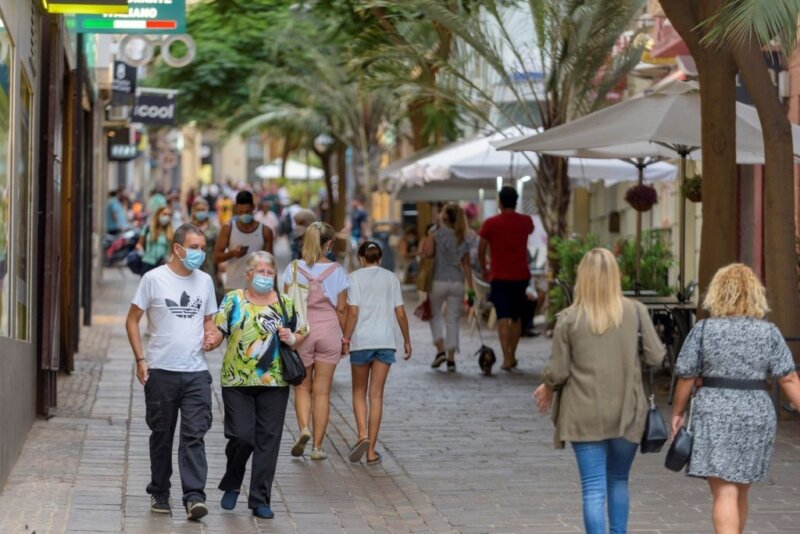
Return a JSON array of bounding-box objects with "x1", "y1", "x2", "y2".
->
[
  {"x1": 125, "y1": 304, "x2": 148, "y2": 385},
  {"x1": 262, "y1": 225, "x2": 274, "y2": 254},
  {"x1": 214, "y1": 224, "x2": 243, "y2": 263},
  {"x1": 478, "y1": 238, "x2": 489, "y2": 279}
]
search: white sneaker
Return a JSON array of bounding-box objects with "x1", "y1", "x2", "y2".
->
[
  {"x1": 310, "y1": 447, "x2": 328, "y2": 460},
  {"x1": 291, "y1": 427, "x2": 311, "y2": 457}
]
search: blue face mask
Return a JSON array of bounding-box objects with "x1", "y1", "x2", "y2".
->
[
  {"x1": 252, "y1": 275, "x2": 274, "y2": 294},
  {"x1": 238, "y1": 213, "x2": 254, "y2": 224},
  {"x1": 180, "y1": 246, "x2": 206, "y2": 271},
  {"x1": 194, "y1": 211, "x2": 209, "y2": 221}
]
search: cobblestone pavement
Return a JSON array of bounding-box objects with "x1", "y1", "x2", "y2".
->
[{"x1": 2, "y1": 259, "x2": 800, "y2": 533}]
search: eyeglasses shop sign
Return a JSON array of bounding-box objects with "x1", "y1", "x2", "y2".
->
[{"x1": 132, "y1": 94, "x2": 177, "y2": 125}]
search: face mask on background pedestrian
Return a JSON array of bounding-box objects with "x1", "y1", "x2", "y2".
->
[
  {"x1": 251, "y1": 274, "x2": 274, "y2": 294},
  {"x1": 194, "y1": 210, "x2": 209, "y2": 222},
  {"x1": 178, "y1": 245, "x2": 205, "y2": 270},
  {"x1": 159, "y1": 214, "x2": 171, "y2": 226}
]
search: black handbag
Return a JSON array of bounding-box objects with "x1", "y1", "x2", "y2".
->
[
  {"x1": 665, "y1": 410, "x2": 694, "y2": 471},
  {"x1": 641, "y1": 393, "x2": 669, "y2": 453},
  {"x1": 276, "y1": 293, "x2": 307, "y2": 386},
  {"x1": 637, "y1": 309, "x2": 668, "y2": 453},
  {"x1": 665, "y1": 320, "x2": 704, "y2": 472}
]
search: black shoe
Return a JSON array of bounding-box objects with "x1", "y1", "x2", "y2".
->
[
  {"x1": 186, "y1": 499, "x2": 208, "y2": 520},
  {"x1": 150, "y1": 495, "x2": 171, "y2": 514},
  {"x1": 447, "y1": 360, "x2": 456, "y2": 372},
  {"x1": 431, "y1": 352, "x2": 447, "y2": 368}
]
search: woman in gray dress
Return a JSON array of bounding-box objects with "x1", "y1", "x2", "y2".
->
[{"x1": 673, "y1": 263, "x2": 800, "y2": 534}]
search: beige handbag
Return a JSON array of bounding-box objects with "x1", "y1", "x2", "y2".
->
[{"x1": 286, "y1": 260, "x2": 310, "y2": 335}]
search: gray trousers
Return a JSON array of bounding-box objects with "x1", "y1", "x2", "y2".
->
[
  {"x1": 429, "y1": 280, "x2": 464, "y2": 352},
  {"x1": 144, "y1": 369, "x2": 213, "y2": 504}
]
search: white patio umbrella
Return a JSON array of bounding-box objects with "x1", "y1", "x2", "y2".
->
[
  {"x1": 254, "y1": 159, "x2": 324, "y2": 181},
  {"x1": 394, "y1": 126, "x2": 676, "y2": 196},
  {"x1": 493, "y1": 81, "x2": 800, "y2": 295}
]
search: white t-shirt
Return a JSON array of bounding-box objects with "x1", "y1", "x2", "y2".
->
[
  {"x1": 131, "y1": 265, "x2": 218, "y2": 372},
  {"x1": 282, "y1": 260, "x2": 349, "y2": 307},
  {"x1": 347, "y1": 266, "x2": 404, "y2": 351}
]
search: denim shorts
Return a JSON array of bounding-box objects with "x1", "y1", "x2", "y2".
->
[{"x1": 349, "y1": 349, "x2": 396, "y2": 365}]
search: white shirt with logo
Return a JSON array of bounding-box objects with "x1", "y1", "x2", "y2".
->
[
  {"x1": 347, "y1": 266, "x2": 404, "y2": 351},
  {"x1": 132, "y1": 265, "x2": 218, "y2": 372}
]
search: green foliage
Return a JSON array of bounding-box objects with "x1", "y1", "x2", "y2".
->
[
  {"x1": 616, "y1": 231, "x2": 674, "y2": 296},
  {"x1": 547, "y1": 231, "x2": 674, "y2": 319},
  {"x1": 547, "y1": 234, "x2": 600, "y2": 319},
  {"x1": 148, "y1": 0, "x2": 295, "y2": 127}
]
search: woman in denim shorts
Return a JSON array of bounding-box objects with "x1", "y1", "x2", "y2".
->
[{"x1": 342, "y1": 241, "x2": 412, "y2": 465}]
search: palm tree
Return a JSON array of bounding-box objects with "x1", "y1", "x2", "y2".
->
[
  {"x1": 397, "y1": 0, "x2": 646, "y2": 263},
  {"x1": 660, "y1": 0, "x2": 800, "y2": 350}
]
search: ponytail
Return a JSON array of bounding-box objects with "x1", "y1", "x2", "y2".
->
[
  {"x1": 444, "y1": 203, "x2": 466, "y2": 245},
  {"x1": 302, "y1": 221, "x2": 336, "y2": 267}
]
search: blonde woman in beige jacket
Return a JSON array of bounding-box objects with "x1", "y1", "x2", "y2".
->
[{"x1": 534, "y1": 248, "x2": 665, "y2": 534}]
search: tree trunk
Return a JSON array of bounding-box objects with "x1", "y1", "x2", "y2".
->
[
  {"x1": 333, "y1": 141, "x2": 348, "y2": 253},
  {"x1": 660, "y1": 0, "x2": 739, "y2": 312},
  {"x1": 313, "y1": 146, "x2": 335, "y2": 225},
  {"x1": 536, "y1": 154, "x2": 571, "y2": 277},
  {"x1": 733, "y1": 42, "x2": 800, "y2": 355}
]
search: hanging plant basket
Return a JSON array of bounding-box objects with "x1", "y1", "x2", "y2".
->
[
  {"x1": 625, "y1": 184, "x2": 658, "y2": 212},
  {"x1": 682, "y1": 174, "x2": 702, "y2": 202}
]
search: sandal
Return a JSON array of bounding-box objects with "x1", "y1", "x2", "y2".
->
[
  {"x1": 366, "y1": 452, "x2": 382, "y2": 465},
  {"x1": 348, "y1": 438, "x2": 370, "y2": 463}
]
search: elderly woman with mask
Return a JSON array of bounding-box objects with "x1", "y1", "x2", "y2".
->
[{"x1": 207, "y1": 251, "x2": 305, "y2": 519}]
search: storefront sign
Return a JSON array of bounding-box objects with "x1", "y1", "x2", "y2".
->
[
  {"x1": 132, "y1": 93, "x2": 177, "y2": 125},
  {"x1": 43, "y1": 1, "x2": 128, "y2": 14},
  {"x1": 73, "y1": 0, "x2": 185, "y2": 34},
  {"x1": 108, "y1": 143, "x2": 138, "y2": 161},
  {"x1": 111, "y1": 61, "x2": 137, "y2": 104}
]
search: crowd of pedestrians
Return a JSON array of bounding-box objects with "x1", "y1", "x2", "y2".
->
[{"x1": 119, "y1": 181, "x2": 800, "y2": 533}]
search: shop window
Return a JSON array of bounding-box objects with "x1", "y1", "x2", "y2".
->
[
  {"x1": 14, "y1": 76, "x2": 32, "y2": 341},
  {"x1": 0, "y1": 18, "x2": 11, "y2": 338}
]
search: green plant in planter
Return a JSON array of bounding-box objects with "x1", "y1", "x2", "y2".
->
[
  {"x1": 547, "y1": 234, "x2": 600, "y2": 321},
  {"x1": 682, "y1": 174, "x2": 702, "y2": 202},
  {"x1": 616, "y1": 230, "x2": 673, "y2": 296}
]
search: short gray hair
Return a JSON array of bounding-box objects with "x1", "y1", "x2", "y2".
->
[
  {"x1": 172, "y1": 223, "x2": 204, "y2": 246},
  {"x1": 244, "y1": 251, "x2": 276, "y2": 273}
]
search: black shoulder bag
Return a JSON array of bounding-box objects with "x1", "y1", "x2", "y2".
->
[
  {"x1": 665, "y1": 320, "x2": 705, "y2": 471},
  {"x1": 639, "y1": 308, "x2": 669, "y2": 453},
  {"x1": 276, "y1": 293, "x2": 307, "y2": 386}
]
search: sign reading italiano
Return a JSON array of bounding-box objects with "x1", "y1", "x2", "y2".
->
[
  {"x1": 73, "y1": 0, "x2": 185, "y2": 34},
  {"x1": 43, "y1": 0, "x2": 129, "y2": 14}
]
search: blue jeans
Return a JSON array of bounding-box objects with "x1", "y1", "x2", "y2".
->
[{"x1": 572, "y1": 438, "x2": 638, "y2": 534}]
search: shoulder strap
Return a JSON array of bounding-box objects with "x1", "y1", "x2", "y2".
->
[
  {"x1": 276, "y1": 292, "x2": 289, "y2": 326},
  {"x1": 296, "y1": 264, "x2": 315, "y2": 281},
  {"x1": 318, "y1": 263, "x2": 339, "y2": 281}
]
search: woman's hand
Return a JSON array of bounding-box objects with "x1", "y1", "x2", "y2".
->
[
  {"x1": 136, "y1": 359, "x2": 149, "y2": 386},
  {"x1": 671, "y1": 414, "x2": 684, "y2": 437},
  {"x1": 533, "y1": 384, "x2": 553, "y2": 414},
  {"x1": 203, "y1": 329, "x2": 223, "y2": 351},
  {"x1": 278, "y1": 327, "x2": 297, "y2": 347},
  {"x1": 403, "y1": 341, "x2": 412, "y2": 360}
]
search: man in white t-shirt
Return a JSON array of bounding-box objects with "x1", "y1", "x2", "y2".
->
[{"x1": 125, "y1": 223, "x2": 218, "y2": 520}]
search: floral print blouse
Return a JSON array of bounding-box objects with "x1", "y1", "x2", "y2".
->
[{"x1": 215, "y1": 289, "x2": 298, "y2": 387}]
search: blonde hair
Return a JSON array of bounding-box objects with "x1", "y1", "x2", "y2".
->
[
  {"x1": 244, "y1": 251, "x2": 276, "y2": 273},
  {"x1": 150, "y1": 205, "x2": 174, "y2": 242},
  {"x1": 703, "y1": 263, "x2": 768, "y2": 318},
  {"x1": 302, "y1": 221, "x2": 335, "y2": 267},
  {"x1": 442, "y1": 203, "x2": 466, "y2": 244},
  {"x1": 570, "y1": 248, "x2": 624, "y2": 335}
]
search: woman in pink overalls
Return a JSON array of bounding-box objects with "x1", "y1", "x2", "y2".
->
[{"x1": 282, "y1": 222, "x2": 349, "y2": 460}]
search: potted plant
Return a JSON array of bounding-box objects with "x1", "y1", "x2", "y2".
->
[
  {"x1": 682, "y1": 174, "x2": 702, "y2": 202},
  {"x1": 625, "y1": 184, "x2": 658, "y2": 212}
]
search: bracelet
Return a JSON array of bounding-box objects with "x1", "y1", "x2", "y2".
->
[
  {"x1": 286, "y1": 333, "x2": 297, "y2": 347},
  {"x1": 135, "y1": 357, "x2": 145, "y2": 363}
]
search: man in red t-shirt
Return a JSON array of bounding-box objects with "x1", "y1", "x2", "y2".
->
[{"x1": 478, "y1": 186, "x2": 534, "y2": 370}]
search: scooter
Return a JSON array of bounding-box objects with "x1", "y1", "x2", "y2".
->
[{"x1": 103, "y1": 227, "x2": 141, "y2": 267}]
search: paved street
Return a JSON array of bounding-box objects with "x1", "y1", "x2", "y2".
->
[{"x1": 1, "y1": 265, "x2": 800, "y2": 533}]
